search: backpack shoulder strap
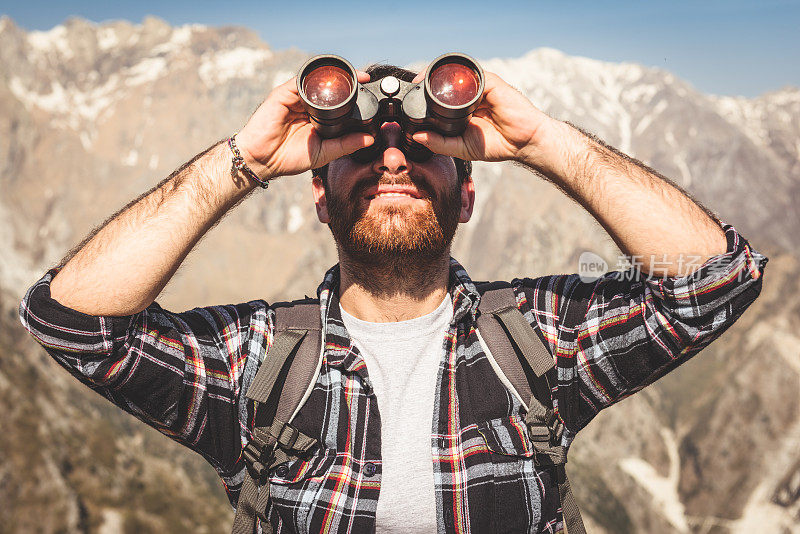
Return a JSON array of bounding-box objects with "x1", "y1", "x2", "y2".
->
[
  {"x1": 232, "y1": 298, "x2": 323, "y2": 534},
  {"x1": 476, "y1": 282, "x2": 587, "y2": 534},
  {"x1": 476, "y1": 282, "x2": 554, "y2": 403},
  {"x1": 246, "y1": 299, "x2": 323, "y2": 418}
]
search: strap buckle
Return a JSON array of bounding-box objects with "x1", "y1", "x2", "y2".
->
[
  {"x1": 276, "y1": 424, "x2": 300, "y2": 450},
  {"x1": 525, "y1": 408, "x2": 564, "y2": 456},
  {"x1": 525, "y1": 407, "x2": 568, "y2": 466},
  {"x1": 525, "y1": 408, "x2": 564, "y2": 446},
  {"x1": 545, "y1": 409, "x2": 564, "y2": 445},
  {"x1": 242, "y1": 437, "x2": 275, "y2": 481}
]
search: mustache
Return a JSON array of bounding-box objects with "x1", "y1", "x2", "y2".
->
[{"x1": 349, "y1": 173, "x2": 434, "y2": 202}]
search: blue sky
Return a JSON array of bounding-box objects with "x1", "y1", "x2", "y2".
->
[{"x1": 3, "y1": 0, "x2": 799, "y2": 97}]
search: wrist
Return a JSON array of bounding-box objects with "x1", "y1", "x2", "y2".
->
[
  {"x1": 232, "y1": 130, "x2": 274, "y2": 182},
  {"x1": 518, "y1": 118, "x2": 591, "y2": 186},
  {"x1": 227, "y1": 134, "x2": 272, "y2": 189},
  {"x1": 515, "y1": 116, "x2": 561, "y2": 168}
]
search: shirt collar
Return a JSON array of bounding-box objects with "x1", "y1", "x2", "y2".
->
[{"x1": 316, "y1": 257, "x2": 482, "y2": 331}]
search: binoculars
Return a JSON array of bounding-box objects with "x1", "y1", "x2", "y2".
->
[{"x1": 296, "y1": 53, "x2": 485, "y2": 162}]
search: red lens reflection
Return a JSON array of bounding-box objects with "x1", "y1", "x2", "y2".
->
[
  {"x1": 428, "y1": 63, "x2": 480, "y2": 107},
  {"x1": 302, "y1": 65, "x2": 353, "y2": 107}
]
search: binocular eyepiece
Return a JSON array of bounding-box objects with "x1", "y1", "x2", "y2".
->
[{"x1": 296, "y1": 53, "x2": 484, "y2": 162}]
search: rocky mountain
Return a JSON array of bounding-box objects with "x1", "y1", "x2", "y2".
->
[{"x1": 0, "y1": 15, "x2": 798, "y2": 533}]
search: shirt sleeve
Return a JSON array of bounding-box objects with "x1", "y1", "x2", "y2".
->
[
  {"x1": 18, "y1": 268, "x2": 274, "y2": 478},
  {"x1": 514, "y1": 223, "x2": 768, "y2": 434}
]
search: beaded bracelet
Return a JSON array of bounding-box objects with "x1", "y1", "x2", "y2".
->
[{"x1": 228, "y1": 134, "x2": 269, "y2": 189}]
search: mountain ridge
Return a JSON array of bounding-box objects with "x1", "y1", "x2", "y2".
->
[{"x1": 1, "y1": 16, "x2": 797, "y2": 533}]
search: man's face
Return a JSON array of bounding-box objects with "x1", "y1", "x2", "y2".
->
[{"x1": 312, "y1": 122, "x2": 475, "y2": 265}]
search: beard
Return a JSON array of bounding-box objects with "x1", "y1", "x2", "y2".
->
[{"x1": 326, "y1": 173, "x2": 462, "y2": 295}]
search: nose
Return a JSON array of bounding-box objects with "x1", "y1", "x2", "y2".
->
[{"x1": 372, "y1": 122, "x2": 411, "y2": 176}]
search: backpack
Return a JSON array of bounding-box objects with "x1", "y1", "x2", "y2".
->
[{"x1": 231, "y1": 284, "x2": 586, "y2": 534}]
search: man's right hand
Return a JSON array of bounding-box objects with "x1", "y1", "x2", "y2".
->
[
  {"x1": 48, "y1": 69, "x2": 376, "y2": 316},
  {"x1": 235, "y1": 72, "x2": 375, "y2": 180}
]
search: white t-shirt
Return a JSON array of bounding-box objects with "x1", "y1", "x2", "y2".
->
[{"x1": 340, "y1": 295, "x2": 453, "y2": 533}]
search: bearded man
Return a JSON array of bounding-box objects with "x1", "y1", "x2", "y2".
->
[{"x1": 19, "y1": 62, "x2": 767, "y2": 533}]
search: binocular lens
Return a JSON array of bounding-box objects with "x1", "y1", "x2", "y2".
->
[
  {"x1": 428, "y1": 63, "x2": 481, "y2": 107},
  {"x1": 301, "y1": 65, "x2": 353, "y2": 108}
]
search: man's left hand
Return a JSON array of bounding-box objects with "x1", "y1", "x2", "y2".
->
[
  {"x1": 412, "y1": 66, "x2": 729, "y2": 272},
  {"x1": 411, "y1": 71, "x2": 552, "y2": 164}
]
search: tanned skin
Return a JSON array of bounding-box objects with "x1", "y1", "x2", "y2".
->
[{"x1": 50, "y1": 69, "x2": 726, "y2": 321}]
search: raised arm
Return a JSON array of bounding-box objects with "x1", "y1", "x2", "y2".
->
[
  {"x1": 512, "y1": 224, "x2": 766, "y2": 433},
  {"x1": 412, "y1": 69, "x2": 768, "y2": 435},
  {"x1": 50, "y1": 140, "x2": 255, "y2": 315},
  {"x1": 518, "y1": 118, "x2": 728, "y2": 272},
  {"x1": 50, "y1": 74, "x2": 374, "y2": 316},
  {"x1": 412, "y1": 71, "x2": 726, "y2": 274},
  {"x1": 19, "y1": 72, "x2": 374, "y2": 499}
]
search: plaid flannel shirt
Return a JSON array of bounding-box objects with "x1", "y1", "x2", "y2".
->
[{"x1": 19, "y1": 223, "x2": 767, "y2": 533}]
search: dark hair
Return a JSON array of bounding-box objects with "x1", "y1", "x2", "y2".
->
[{"x1": 311, "y1": 63, "x2": 472, "y2": 185}]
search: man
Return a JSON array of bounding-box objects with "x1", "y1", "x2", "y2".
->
[{"x1": 19, "y1": 61, "x2": 766, "y2": 533}]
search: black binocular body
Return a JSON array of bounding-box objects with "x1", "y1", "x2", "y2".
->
[{"x1": 296, "y1": 53, "x2": 485, "y2": 162}]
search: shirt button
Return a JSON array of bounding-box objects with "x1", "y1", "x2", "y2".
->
[
  {"x1": 275, "y1": 464, "x2": 289, "y2": 477},
  {"x1": 363, "y1": 462, "x2": 377, "y2": 477}
]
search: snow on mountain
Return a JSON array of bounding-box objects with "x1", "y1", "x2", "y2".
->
[{"x1": 0, "y1": 16, "x2": 798, "y2": 534}]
